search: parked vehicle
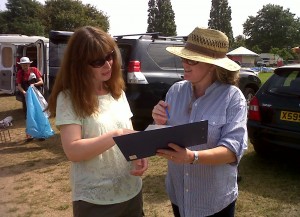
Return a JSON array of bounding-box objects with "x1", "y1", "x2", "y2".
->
[
  {"x1": 247, "y1": 64, "x2": 300, "y2": 156},
  {"x1": 115, "y1": 34, "x2": 261, "y2": 130},
  {"x1": 48, "y1": 31, "x2": 261, "y2": 130},
  {"x1": 0, "y1": 34, "x2": 49, "y2": 96},
  {"x1": 239, "y1": 68, "x2": 261, "y2": 106}
]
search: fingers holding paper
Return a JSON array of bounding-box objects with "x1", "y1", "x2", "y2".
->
[
  {"x1": 157, "y1": 143, "x2": 194, "y2": 164},
  {"x1": 130, "y1": 158, "x2": 148, "y2": 176}
]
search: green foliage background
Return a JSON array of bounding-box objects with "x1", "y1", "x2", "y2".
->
[{"x1": 0, "y1": 0, "x2": 109, "y2": 36}]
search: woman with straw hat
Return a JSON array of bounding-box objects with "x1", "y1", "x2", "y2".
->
[{"x1": 152, "y1": 27, "x2": 248, "y2": 217}]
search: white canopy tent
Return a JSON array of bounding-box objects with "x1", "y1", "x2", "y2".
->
[{"x1": 227, "y1": 46, "x2": 259, "y2": 67}]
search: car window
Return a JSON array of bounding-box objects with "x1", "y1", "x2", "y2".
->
[
  {"x1": 148, "y1": 43, "x2": 179, "y2": 70},
  {"x1": 268, "y1": 69, "x2": 300, "y2": 95}
]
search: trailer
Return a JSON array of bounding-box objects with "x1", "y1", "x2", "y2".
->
[{"x1": 0, "y1": 34, "x2": 49, "y2": 96}]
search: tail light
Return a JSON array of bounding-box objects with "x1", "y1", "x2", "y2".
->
[
  {"x1": 128, "y1": 60, "x2": 141, "y2": 72},
  {"x1": 127, "y1": 60, "x2": 148, "y2": 84},
  {"x1": 248, "y1": 96, "x2": 261, "y2": 121}
]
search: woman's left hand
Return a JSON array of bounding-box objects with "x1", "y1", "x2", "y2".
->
[
  {"x1": 130, "y1": 158, "x2": 148, "y2": 176},
  {"x1": 157, "y1": 143, "x2": 194, "y2": 164}
]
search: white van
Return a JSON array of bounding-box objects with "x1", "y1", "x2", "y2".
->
[{"x1": 0, "y1": 34, "x2": 49, "y2": 97}]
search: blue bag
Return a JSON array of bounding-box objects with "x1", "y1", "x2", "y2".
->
[{"x1": 26, "y1": 86, "x2": 54, "y2": 138}]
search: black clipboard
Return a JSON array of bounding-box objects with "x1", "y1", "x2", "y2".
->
[{"x1": 113, "y1": 121, "x2": 208, "y2": 161}]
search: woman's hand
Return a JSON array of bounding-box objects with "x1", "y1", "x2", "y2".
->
[
  {"x1": 157, "y1": 143, "x2": 194, "y2": 164},
  {"x1": 152, "y1": 100, "x2": 169, "y2": 125},
  {"x1": 130, "y1": 158, "x2": 148, "y2": 176}
]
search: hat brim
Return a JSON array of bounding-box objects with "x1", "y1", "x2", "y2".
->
[
  {"x1": 17, "y1": 61, "x2": 33, "y2": 64},
  {"x1": 166, "y1": 47, "x2": 240, "y2": 72}
]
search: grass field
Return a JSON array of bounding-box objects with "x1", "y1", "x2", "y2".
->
[
  {"x1": 258, "y1": 71, "x2": 273, "y2": 84},
  {"x1": 1, "y1": 93, "x2": 300, "y2": 217}
]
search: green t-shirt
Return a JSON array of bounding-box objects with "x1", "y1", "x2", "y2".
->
[{"x1": 56, "y1": 91, "x2": 142, "y2": 204}]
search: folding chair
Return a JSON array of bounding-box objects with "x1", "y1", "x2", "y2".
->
[{"x1": 0, "y1": 124, "x2": 11, "y2": 143}]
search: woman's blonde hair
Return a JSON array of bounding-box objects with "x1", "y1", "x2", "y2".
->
[
  {"x1": 215, "y1": 66, "x2": 239, "y2": 86},
  {"x1": 48, "y1": 26, "x2": 125, "y2": 118}
]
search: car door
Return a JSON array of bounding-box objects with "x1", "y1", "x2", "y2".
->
[
  {"x1": 0, "y1": 43, "x2": 16, "y2": 94},
  {"x1": 16, "y1": 40, "x2": 48, "y2": 100}
]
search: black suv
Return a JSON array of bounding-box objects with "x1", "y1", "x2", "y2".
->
[
  {"x1": 115, "y1": 33, "x2": 261, "y2": 130},
  {"x1": 115, "y1": 33, "x2": 186, "y2": 130},
  {"x1": 48, "y1": 31, "x2": 261, "y2": 130}
]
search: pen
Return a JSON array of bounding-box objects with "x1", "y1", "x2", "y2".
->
[{"x1": 165, "y1": 107, "x2": 170, "y2": 119}]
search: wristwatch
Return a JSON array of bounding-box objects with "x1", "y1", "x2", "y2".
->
[{"x1": 191, "y1": 151, "x2": 199, "y2": 164}]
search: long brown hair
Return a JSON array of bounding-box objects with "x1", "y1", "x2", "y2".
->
[{"x1": 48, "y1": 26, "x2": 125, "y2": 118}]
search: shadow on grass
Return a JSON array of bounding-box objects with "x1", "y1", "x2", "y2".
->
[
  {"x1": 0, "y1": 157, "x2": 67, "y2": 178},
  {"x1": 239, "y1": 145, "x2": 300, "y2": 205},
  {"x1": 0, "y1": 132, "x2": 68, "y2": 178}
]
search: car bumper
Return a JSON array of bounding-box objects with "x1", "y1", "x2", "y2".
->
[{"x1": 247, "y1": 120, "x2": 300, "y2": 150}]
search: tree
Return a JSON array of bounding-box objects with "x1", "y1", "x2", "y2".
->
[
  {"x1": 0, "y1": 0, "x2": 109, "y2": 36},
  {"x1": 44, "y1": 0, "x2": 109, "y2": 33},
  {"x1": 231, "y1": 35, "x2": 246, "y2": 50},
  {"x1": 146, "y1": 0, "x2": 176, "y2": 36},
  {"x1": 251, "y1": 45, "x2": 262, "y2": 55},
  {"x1": 0, "y1": 0, "x2": 45, "y2": 35},
  {"x1": 208, "y1": 0, "x2": 234, "y2": 45},
  {"x1": 243, "y1": 4, "x2": 300, "y2": 53},
  {"x1": 147, "y1": 0, "x2": 158, "y2": 33}
]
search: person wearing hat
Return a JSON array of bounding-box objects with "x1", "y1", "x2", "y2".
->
[
  {"x1": 16, "y1": 56, "x2": 44, "y2": 141},
  {"x1": 152, "y1": 27, "x2": 248, "y2": 217}
]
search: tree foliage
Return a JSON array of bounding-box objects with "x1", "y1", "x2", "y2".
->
[
  {"x1": 208, "y1": 0, "x2": 233, "y2": 45},
  {"x1": 44, "y1": 0, "x2": 109, "y2": 33},
  {"x1": 231, "y1": 35, "x2": 246, "y2": 50},
  {"x1": 147, "y1": 0, "x2": 158, "y2": 33},
  {"x1": 146, "y1": 0, "x2": 176, "y2": 36},
  {"x1": 0, "y1": 0, "x2": 109, "y2": 36},
  {"x1": 0, "y1": 0, "x2": 45, "y2": 35},
  {"x1": 243, "y1": 4, "x2": 300, "y2": 53}
]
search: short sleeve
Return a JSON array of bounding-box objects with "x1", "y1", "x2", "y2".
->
[{"x1": 55, "y1": 92, "x2": 81, "y2": 129}]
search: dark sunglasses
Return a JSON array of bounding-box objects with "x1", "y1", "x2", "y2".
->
[
  {"x1": 89, "y1": 50, "x2": 115, "y2": 68},
  {"x1": 181, "y1": 58, "x2": 198, "y2": 66}
]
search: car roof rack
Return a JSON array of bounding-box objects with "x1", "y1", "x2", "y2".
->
[
  {"x1": 113, "y1": 32, "x2": 187, "y2": 42},
  {"x1": 114, "y1": 32, "x2": 161, "y2": 40}
]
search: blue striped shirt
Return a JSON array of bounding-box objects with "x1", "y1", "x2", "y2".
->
[{"x1": 165, "y1": 80, "x2": 248, "y2": 217}]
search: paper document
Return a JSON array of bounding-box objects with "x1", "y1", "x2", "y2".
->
[{"x1": 113, "y1": 121, "x2": 208, "y2": 161}]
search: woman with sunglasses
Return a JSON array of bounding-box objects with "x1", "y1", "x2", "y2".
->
[
  {"x1": 152, "y1": 27, "x2": 248, "y2": 217},
  {"x1": 48, "y1": 26, "x2": 148, "y2": 217}
]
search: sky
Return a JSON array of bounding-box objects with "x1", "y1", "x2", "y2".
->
[{"x1": 0, "y1": 0, "x2": 299, "y2": 37}]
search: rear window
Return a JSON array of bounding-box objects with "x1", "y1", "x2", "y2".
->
[
  {"x1": 268, "y1": 68, "x2": 300, "y2": 96},
  {"x1": 148, "y1": 43, "x2": 183, "y2": 69}
]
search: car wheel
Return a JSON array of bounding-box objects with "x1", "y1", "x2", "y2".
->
[
  {"x1": 252, "y1": 142, "x2": 270, "y2": 157},
  {"x1": 244, "y1": 88, "x2": 255, "y2": 109}
]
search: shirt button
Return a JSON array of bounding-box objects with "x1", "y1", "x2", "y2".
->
[
  {"x1": 186, "y1": 189, "x2": 189, "y2": 192},
  {"x1": 194, "y1": 103, "x2": 197, "y2": 106},
  {"x1": 186, "y1": 173, "x2": 189, "y2": 176}
]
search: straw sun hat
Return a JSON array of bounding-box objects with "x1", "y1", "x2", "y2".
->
[{"x1": 166, "y1": 27, "x2": 240, "y2": 71}]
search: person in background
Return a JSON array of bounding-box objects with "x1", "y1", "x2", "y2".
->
[
  {"x1": 47, "y1": 26, "x2": 148, "y2": 217},
  {"x1": 16, "y1": 56, "x2": 44, "y2": 141},
  {"x1": 152, "y1": 27, "x2": 248, "y2": 217}
]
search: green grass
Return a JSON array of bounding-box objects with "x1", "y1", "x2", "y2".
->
[{"x1": 258, "y1": 72, "x2": 273, "y2": 84}]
